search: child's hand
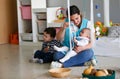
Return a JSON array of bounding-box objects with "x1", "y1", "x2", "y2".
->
[{"x1": 43, "y1": 46, "x2": 49, "y2": 53}]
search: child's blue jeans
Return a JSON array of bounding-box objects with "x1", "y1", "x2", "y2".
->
[{"x1": 34, "y1": 50, "x2": 54, "y2": 63}]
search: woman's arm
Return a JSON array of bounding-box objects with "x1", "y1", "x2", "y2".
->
[
  {"x1": 56, "y1": 22, "x2": 68, "y2": 41},
  {"x1": 74, "y1": 42, "x2": 92, "y2": 53}
]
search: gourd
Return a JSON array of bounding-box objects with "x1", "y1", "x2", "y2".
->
[
  {"x1": 83, "y1": 65, "x2": 94, "y2": 75},
  {"x1": 95, "y1": 70, "x2": 107, "y2": 76},
  {"x1": 95, "y1": 69, "x2": 108, "y2": 77}
]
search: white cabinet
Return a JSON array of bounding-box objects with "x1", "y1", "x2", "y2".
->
[
  {"x1": 17, "y1": 0, "x2": 46, "y2": 46},
  {"x1": 31, "y1": 0, "x2": 46, "y2": 9},
  {"x1": 17, "y1": 0, "x2": 32, "y2": 45},
  {"x1": 17, "y1": 0, "x2": 65, "y2": 46},
  {"x1": 31, "y1": 0, "x2": 46, "y2": 43}
]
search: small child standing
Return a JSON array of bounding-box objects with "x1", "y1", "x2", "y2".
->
[
  {"x1": 54, "y1": 28, "x2": 91, "y2": 63},
  {"x1": 29, "y1": 27, "x2": 61, "y2": 63}
]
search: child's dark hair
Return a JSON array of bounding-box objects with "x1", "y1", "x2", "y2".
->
[
  {"x1": 44, "y1": 27, "x2": 56, "y2": 38},
  {"x1": 66, "y1": 5, "x2": 80, "y2": 17}
]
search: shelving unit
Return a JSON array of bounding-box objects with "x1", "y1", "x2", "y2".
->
[
  {"x1": 17, "y1": 0, "x2": 65, "y2": 46},
  {"x1": 17, "y1": 0, "x2": 47, "y2": 46},
  {"x1": 18, "y1": 0, "x2": 94, "y2": 46},
  {"x1": 31, "y1": 0, "x2": 47, "y2": 43},
  {"x1": 17, "y1": 0, "x2": 32, "y2": 45}
]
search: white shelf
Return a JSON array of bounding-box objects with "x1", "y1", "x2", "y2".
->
[
  {"x1": 17, "y1": 0, "x2": 47, "y2": 45},
  {"x1": 31, "y1": 0, "x2": 46, "y2": 9},
  {"x1": 32, "y1": 8, "x2": 46, "y2": 13},
  {"x1": 17, "y1": 0, "x2": 32, "y2": 43},
  {"x1": 47, "y1": 23, "x2": 63, "y2": 28},
  {"x1": 17, "y1": 0, "x2": 65, "y2": 45}
]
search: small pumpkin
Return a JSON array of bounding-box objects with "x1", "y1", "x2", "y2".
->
[
  {"x1": 95, "y1": 70, "x2": 107, "y2": 77},
  {"x1": 83, "y1": 65, "x2": 94, "y2": 75}
]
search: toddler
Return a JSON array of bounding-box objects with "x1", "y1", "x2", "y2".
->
[{"x1": 29, "y1": 27, "x2": 61, "y2": 63}]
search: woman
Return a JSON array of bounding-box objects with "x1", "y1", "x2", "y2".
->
[{"x1": 51, "y1": 5, "x2": 97, "y2": 68}]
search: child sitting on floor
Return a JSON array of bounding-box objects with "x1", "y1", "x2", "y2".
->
[{"x1": 29, "y1": 27, "x2": 61, "y2": 63}]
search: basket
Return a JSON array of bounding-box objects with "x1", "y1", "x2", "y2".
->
[
  {"x1": 37, "y1": 20, "x2": 46, "y2": 33},
  {"x1": 82, "y1": 69, "x2": 115, "y2": 79},
  {"x1": 21, "y1": 33, "x2": 33, "y2": 41},
  {"x1": 20, "y1": 0, "x2": 31, "y2": 6},
  {"x1": 37, "y1": 34, "x2": 43, "y2": 41},
  {"x1": 48, "y1": 68, "x2": 71, "y2": 78},
  {"x1": 20, "y1": 6, "x2": 31, "y2": 19},
  {"x1": 37, "y1": 13, "x2": 46, "y2": 20}
]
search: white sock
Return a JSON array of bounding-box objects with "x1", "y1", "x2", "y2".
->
[
  {"x1": 60, "y1": 50, "x2": 77, "y2": 63},
  {"x1": 54, "y1": 46, "x2": 69, "y2": 52}
]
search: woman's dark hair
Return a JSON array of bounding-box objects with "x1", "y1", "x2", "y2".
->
[
  {"x1": 44, "y1": 27, "x2": 56, "y2": 38},
  {"x1": 66, "y1": 5, "x2": 80, "y2": 17}
]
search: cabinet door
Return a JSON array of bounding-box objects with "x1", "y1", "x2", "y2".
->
[{"x1": 0, "y1": 0, "x2": 17, "y2": 44}]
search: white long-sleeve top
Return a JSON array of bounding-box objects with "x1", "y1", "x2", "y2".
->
[{"x1": 75, "y1": 36, "x2": 89, "y2": 46}]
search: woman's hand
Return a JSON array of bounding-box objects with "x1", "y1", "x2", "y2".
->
[
  {"x1": 63, "y1": 22, "x2": 69, "y2": 29},
  {"x1": 74, "y1": 43, "x2": 92, "y2": 53},
  {"x1": 56, "y1": 22, "x2": 69, "y2": 41},
  {"x1": 43, "y1": 46, "x2": 49, "y2": 53},
  {"x1": 74, "y1": 46, "x2": 85, "y2": 53}
]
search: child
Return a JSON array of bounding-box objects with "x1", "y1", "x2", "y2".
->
[
  {"x1": 29, "y1": 27, "x2": 61, "y2": 63},
  {"x1": 54, "y1": 28, "x2": 91, "y2": 63}
]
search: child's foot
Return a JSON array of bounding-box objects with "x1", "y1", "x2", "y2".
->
[
  {"x1": 50, "y1": 61, "x2": 62, "y2": 69},
  {"x1": 36, "y1": 59, "x2": 43, "y2": 64},
  {"x1": 29, "y1": 58, "x2": 43, "y2": 64},
  {"x1": 29, "y1": 58, "x2": 39, "y2": 63}
]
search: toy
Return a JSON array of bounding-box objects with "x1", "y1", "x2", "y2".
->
[
  {"x1": 83, "y1": 65, "x2": 94, "y2": 75},
  {"x1": 56, "y1": 8, "x2": 65, "y2": 20},
  {"x1": 110, "y1": 20, "x2": 113, "y2": 26}
]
